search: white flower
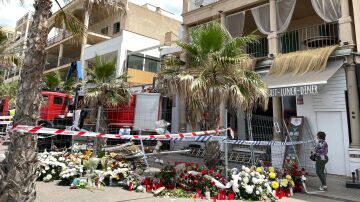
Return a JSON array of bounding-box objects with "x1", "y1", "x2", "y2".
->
[
  {"x1": 252, "y1": 177, "x2": 258, "y2": 184},
  {"x1": 255, "y1": 190, "x2": 260, "y2": 195},
  {"x1": 45, "y1": 166, "x2": 50, "y2": 171},
  {"x1": 301, "y1": 175, "x2": 307, "y2": 181},
  {"x1": 250, "y1": 172, "x2": 255, "y2": 177},
  {"x1": 257, "y1": 187, "x2": 263, "y2": 193},
  {"x1": 243, "y1": 177, "x2": 249, "y2": 184},
  {"x1": 245, "y1": 185, "x2": 254, "y2": 194},
  {"x1": 244, "y1": 167, "x2": 250, "y2": 173},
  {"x1": 266, "y1": 184, "x2": 272, "y2": 194},
  {"x1": 58, "y1": 157, "x2": 65, "y2": 162},
  {"x1": 51, "y1": 169, "x2": 55, "y2": 174},
  {"x1": 42, "y1": 170, "x2": 46, "y2": 174}
]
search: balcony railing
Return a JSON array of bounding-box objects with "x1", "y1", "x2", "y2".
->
[
  {"x1": 279, "y1": 22, "x2": 339, "y2": 54},
  {"x1": 47, "y1": 26, "x2": 117, "y2": 47},
  {"x1": 247, "y1": 36, "x2": 269, "y2": 58},
  {"x1": 45, "y1": 54, "x2": 79, "y2": 70}
]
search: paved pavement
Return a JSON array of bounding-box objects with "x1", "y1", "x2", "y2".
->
[
  {"x1": 34, "y1": 176, "x2": 360, "y2": 202},
  {"x1": 301, "y1": 174, "x2": 360, "y2": 202}
]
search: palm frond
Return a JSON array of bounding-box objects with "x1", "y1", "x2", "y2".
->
[
  {"x1": 158, "y1": 21, "x2": 268, "y2": 129},
  {"x1": 85, "y1": 56, "x2": 131, "y2": 108},
  {"x1": 54, "y1": 10, "x2": 86, "y2": 44}
]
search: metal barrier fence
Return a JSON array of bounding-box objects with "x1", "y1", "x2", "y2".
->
[{"x1": 1, "y1": 108, "x2": 316, "y2": 176}]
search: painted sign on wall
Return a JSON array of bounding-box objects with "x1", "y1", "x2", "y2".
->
[{"x1": 269, "y1": 85, "x2": 319, "y2": 97}]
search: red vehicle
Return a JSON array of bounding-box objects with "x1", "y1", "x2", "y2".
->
[
  {"x1": 0, "y1": 96, "x2": 9, "y2": 116},
  {"x1": 39, "y1": 91, "x2": 73, "y2": 127},
  {"x1": 106, "y1": 95, "x2": 137, "y2": 128}
]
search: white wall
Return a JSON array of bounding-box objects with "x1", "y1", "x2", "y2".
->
[
  {"x1": 83, "y1": 30, "x2": 161, "y2": 76},
  {"x1": 117, "y1": 30, "x2": 161, "y2": 75},
  {"x1": 296, "y1": 68, "x2": 351, "y2": 176},
  {"x1": 83, "y1": 35, "x2": 123, "y2": 61}
]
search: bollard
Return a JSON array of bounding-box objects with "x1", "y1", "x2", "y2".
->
[{"x1": 356, "y1": 169, "x2": 360, "y2": 182}]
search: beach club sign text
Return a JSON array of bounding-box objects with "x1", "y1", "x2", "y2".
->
[{"x1": 269, "y1": 85, "x2": 319, "y2": 97}]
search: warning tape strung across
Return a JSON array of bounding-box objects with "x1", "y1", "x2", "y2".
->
[
  {"x1": 226, "y1": 139, "x2": 314, "y2": 146},
  {"x1": 11, "y1": 125, "x2": 232, "y2": 140}
]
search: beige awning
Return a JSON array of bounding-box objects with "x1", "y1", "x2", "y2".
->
[{"x1": 262, "y1": 59, "x2": 344, "y2": 97}]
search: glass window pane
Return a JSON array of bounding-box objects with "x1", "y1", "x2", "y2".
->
[
  {"x1": 113, "y1": 22, "x2": 120, "y2": 34},
  {"x1": 128, "y1": 55, "x2": 144, "y2": 70},
  {"x1": 53, "y1": 96, "x2": 63, "y2": 105},
  {"x1": 144, "y1": 57, "x2": 160, "y2": 73}
]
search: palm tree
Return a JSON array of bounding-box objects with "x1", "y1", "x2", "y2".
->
[
  {"x1": 0, "y1": 1, "x2": 126, "y2": 201},
  {"x1": 84, "y1": 56, "x2": 131, "y2": 152},
  {"x1": 158, "y1": 21, "x2": 268, "y2": 129},
  {"x1": 157, "y1": 21, "x2": 268, "y2": 169},
  {"x1": 42, "y1": 70, "x2": 77, "y2": 94}
]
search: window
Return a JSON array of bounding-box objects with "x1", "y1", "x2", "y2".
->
[
  {"x1": 101, "y1": 27, "x2": 108, "y2": 35},
  {"x1": 53, "y1": 96, "x2": 63, "y2": 105},
  {"x1": 144, "y1": 56, "x2": 160, "y2": 73},
  {"x1": 127, "y1": 54, "x2": 144, "y2": 70},
  {"x1": 113, "y1": 22, "x2": 120, "y2": 34}
]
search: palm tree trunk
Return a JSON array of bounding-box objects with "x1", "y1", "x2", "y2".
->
[{"x1": 0, "y1": 1, "x2": 52, "y2": 201}]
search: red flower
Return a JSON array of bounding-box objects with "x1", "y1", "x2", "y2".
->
[
  {"x1": 211, "y1": 181, "x2": 215, "y2": 186},
  {"x1": 202, "y1": 169, "x2": 207, "y2": 175},
  {"x1": 209, "y1": 170, "x2": 215, "y2": 174},
  {"x1": 216, "y1": 173, "x2": 222, "y2": 178},
  {"x1": 301, "y1": 168, "x2": 305, "y2": 172}
]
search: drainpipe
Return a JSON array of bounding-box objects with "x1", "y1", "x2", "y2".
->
[
  {"x1": 346, "y1": 55, "x2": 360, "y2": 148},
  {"x1": 352, "y1": 0, "x2": 360, "y2": 52}
]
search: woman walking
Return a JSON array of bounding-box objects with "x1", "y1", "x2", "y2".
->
[{"x1": 312, "y1": 131, "x2": 329, "y2": 191}]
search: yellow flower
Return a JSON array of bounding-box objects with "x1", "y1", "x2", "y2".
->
[
  {"x1": 256, "y1": 167, "x2": 263, "y2": 173},
  {"x1": 290, "y1": 180, "x2": 295, "y2": 187},
  {"x1": 269, "y1": 172, "x2": 276, "y2": 179},
  {"x1": 271, "y1": 181, "x2": 279, "y2": 189},
  {"x1": 269, "y1": 167, "x2": 275, "y2": 173},
  {"x1": 286, "y1": 175, "x2": 292, "y2": 180},
  {"x1": 281, "y1": 179, "x2": 288, "y2": 187}
]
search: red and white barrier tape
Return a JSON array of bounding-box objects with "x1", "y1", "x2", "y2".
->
[{"x1": 10, "y1": 125, "x2": 233, "y2": 140}]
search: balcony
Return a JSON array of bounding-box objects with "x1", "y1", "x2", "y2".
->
[
  {"x1": 46, "y1": 26, "x2": 113, "y2": 48},
  {"x1": 45, "y1": 54, "x2": 79, "y2": 72},
  {"x1": 247, "y1": 36, "x2": 268, "y2": 58},
  {"x1": 279, "y1": 22, "x2": 339, "y2": 54}
]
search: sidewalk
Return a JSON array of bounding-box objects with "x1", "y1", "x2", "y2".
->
[{"x1": 301, "y1": 174, "x2": 360, "y2": 202}]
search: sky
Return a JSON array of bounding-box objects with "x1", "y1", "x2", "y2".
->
[{"x1": 0, "y1": 0, "x2": 183, "y2": 29}]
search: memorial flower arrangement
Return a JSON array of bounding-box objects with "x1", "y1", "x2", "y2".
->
[
  {"x1": 283, "y1": 161, "x2": 307, "y2": 192},
  {"x1": 36, "y1": 151, "x2": 66, "y2": 182}
]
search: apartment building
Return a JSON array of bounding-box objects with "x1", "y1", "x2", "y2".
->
[
  {"x1": 0, "y1": 26, "x2": 19, "y2": 42},
  {"x1": 43, "y1": 0, "x2": 181, "y2": 85},
  {"x1": 3, "y1": 0, "x2": 181, "y2": 85},
  {"x1": 2, "y1": 11, "x2": 32, "y2": 82},
  {"x1": 179, "y1": 0, "x2": 360, "y2": 176}
]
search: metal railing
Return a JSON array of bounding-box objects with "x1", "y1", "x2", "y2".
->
[
  {"x1": 246, "y1": 36, "x2": 269, "y2": 58},
  {"x1": 279, "y1": 22, "x2": 339, "y2": 54},
  {"x1": 47, "y1": 26, "x2": 118, "y2": 47}
]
